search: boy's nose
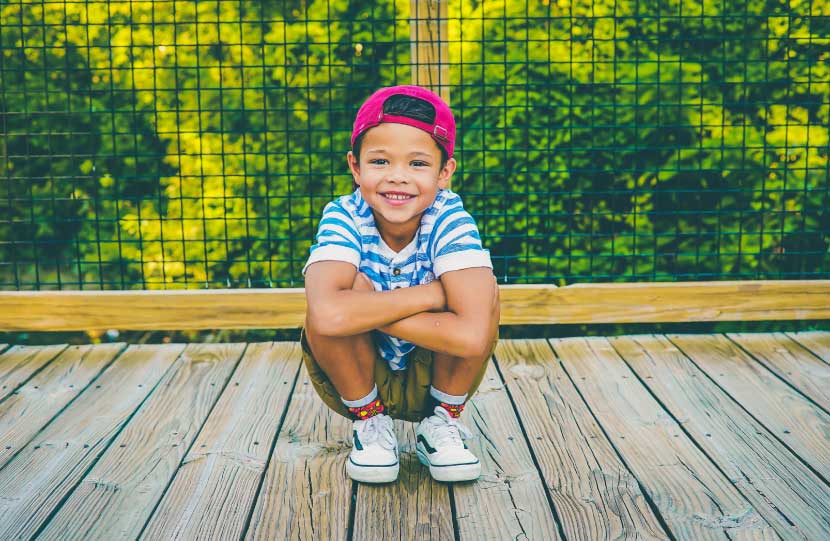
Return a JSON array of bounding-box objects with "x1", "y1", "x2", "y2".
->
[{"x1": 386, "y1": 168, "x2": 409, "y2": 183}]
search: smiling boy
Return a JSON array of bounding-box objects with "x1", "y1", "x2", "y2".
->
[{"x1": 302, "y1": 85, "x2": 500, "y2": 483}]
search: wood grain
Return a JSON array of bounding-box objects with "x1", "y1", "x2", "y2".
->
[
  {"x1": 37, "y1": 343, "x2": 244, "y2": 540},
  {"x1": 0, "y1": 343, "x2": 123, "y2": 468},
  {"x1": 140, "y1": 342, "x2": 302, "y2": 540},
  {"x1": 0, "y1": 288, "x2": 307, "y2": 331},
  {"x1": 552, "y1": 337, "x2": 777, "y2": 541},
  {"x1": 453, "y1": 360, "x2": 563, "y2": 540},
  {"x1": 245, "y1": 364, "x2": 352, "y2": 540},
  {"x1": 786, "y1": 331, "x2": 830, "y2": 365},
  {"x1": 352, "y1": 420, "x2": 453, "y2": 540},
  {"x1": 668, "y1": 334, "x2": 830, "y2": 481},
  {"x1": 494, "y1": 340, "x2": 665, "y2": 540},
  {"x1": 0, "y1": 344, "x2": 67, "y2": 400},
  {"x1": 728, "y1": 333, "x2": 830, "y2": 412},
  {"x1": 0, "y1": 344, "x2": 185, "y2": 540},
  {"x1": 613, "y1": 334, "x2": 830, "y2": 540},
  {"x1": 2, "y1": 280, "x2": 829, "y2": 331},
  {"x1": 410, "y1": 0, "x2": 450, "y2": 103},
  {"x1": 500, "y1": 281, "x2": 830, "y2": 325},
  {"x1": 3, "y1": 335, "x2": 829, "y2": 538}
]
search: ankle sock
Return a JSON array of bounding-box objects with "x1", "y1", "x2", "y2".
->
[
  {"x1": 426, "y1": 385, "x2": 467, "y2": 419},
  {"x1": 342, "y1": 384, "x2": 385, "y2": 420}
]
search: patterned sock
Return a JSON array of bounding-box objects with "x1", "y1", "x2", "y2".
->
[
  {"x1": 341, "y1": 384, "x2": 385, "y2": 421},
  {"x1": 426, "y1": 385, "x2": 467, "y2": 419}
]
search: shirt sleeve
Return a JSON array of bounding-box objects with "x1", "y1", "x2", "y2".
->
[
  {"x1": 429, "y1": 195, "x2": 493, "y2": 277},
  {"x1": 302, "y1": 201, "x2": 362, "y2": 275}
]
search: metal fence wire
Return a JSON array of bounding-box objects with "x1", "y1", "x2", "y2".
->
[{"x1": 1, "y1": 0, "x2": 828, "y2": 290}]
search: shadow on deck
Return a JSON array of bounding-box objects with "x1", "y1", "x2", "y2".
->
[{"x1": 1, "y1": 332, "x2": 829, "y2": 539}]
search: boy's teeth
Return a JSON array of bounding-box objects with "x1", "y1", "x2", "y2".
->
[{"x1": 385, "y1": 193, "x2": 412, "y2": 200}]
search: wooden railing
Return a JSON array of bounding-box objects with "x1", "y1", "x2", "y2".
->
[{"x1": 1, "y1": 281, "x2": 829, "y2": 331}]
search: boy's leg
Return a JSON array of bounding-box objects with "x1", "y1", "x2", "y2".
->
[
  {"x1": 430, "y1": 351, "x2": 489, "y2": 398},
  {"x1": 303, "y1": 319, "x2": 376, "y2": 402},
  {"x1": 304, "y1": 318, "x2": 398, "y2": 484},
  {"x1": 430, "y1": 276, "x2": 500, "y2": 410},
  {"x1": 415, "y1": 341, "x2": 496, "y2": 482},
  {"x1": 426, "y1": 350, "x2": 491, "y2": 419}
]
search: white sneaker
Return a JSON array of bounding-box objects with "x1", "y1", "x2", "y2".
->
[
  {"x1": 416, "y1": 406, "x2": 481, "y2": 482},
  {"x1": 345, "y1": 413, "x2": 399, "y2": 483}
]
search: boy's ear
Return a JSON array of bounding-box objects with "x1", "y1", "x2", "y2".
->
[
  {"x1": 347, "y1": 151, "x2": 360, "y2": 186},
  {"x1": 437, "y1": 157, "x2": 457, "y2": 190}
]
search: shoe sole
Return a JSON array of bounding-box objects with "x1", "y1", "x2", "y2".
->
[
  {"x1": 416, "y1": 446, "x2": 481, "y2": 482},
  {"x1": 346, "y1": 459, "x2": 399, "y2": 484}
]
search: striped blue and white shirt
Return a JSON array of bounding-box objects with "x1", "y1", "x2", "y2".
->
[{"x1": 303, "y1": 188, "x2": 492, "y2": 370}]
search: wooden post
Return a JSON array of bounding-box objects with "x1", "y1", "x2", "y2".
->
[{"x1": 410, "y1": 0, "x2": 450, "y2": 104}]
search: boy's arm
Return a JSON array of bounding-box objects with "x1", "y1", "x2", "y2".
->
[
  {"x1": 379, "y1": 268, "x2": 500, "y2": 359},
  {"x1": 304, "y1": 260, "x2": 446, "y2": 337}
]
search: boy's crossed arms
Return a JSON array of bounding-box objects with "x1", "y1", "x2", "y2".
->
[{"x1": 305, "y1": 260, "x2": 499, "y2": 360}]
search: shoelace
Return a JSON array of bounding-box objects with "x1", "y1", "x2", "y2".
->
[
  {"x1": 428, "y1": 406, "x2": 473, "y2": 448},
  {"x1": 357, "y1": 414, "x2": 397, "y2": 450}
]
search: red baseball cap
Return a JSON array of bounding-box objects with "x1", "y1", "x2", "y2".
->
[{"x1": 351, "y1": 85, "x2": 456, "y2": 158}]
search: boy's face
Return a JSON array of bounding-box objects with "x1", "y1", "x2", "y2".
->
[{"x1": 347, "y1": 122, "x2": 456, "y2": 241}]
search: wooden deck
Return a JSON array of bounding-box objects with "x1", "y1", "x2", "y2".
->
[{"x1": 1, "y1": 333, "x2": 829, "y2": 540}]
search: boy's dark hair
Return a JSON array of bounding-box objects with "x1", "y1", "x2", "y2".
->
[{"x1": 352, "y1": 94, "x2": 450, "y2": 168}]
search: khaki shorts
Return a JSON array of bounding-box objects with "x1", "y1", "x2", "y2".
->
[{"x1": 300, "y1": 329, "x2": 497, "y2": 422}]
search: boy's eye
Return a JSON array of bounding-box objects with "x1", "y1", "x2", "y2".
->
[
  {"x1": 411, "y1": 160, "x2": 429, "y2": 167},
  {"x1": 369, "y1": 159, "x2": 388, "y2": 165}
]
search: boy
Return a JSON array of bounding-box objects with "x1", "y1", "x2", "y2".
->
[{"x1": 302, "y1": 85, "x2": 500, "y2": 484}]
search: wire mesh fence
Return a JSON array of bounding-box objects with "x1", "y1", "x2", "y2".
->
[{"x1": 1, "y1": 0, "x2": 828, "y2": 290}]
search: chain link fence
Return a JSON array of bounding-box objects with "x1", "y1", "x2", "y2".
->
[{"x1": 2, "y1": 0, "x2": 828, "y2": 289}]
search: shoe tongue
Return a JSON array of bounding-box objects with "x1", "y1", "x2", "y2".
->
[
  {"x1": 430, "y1": 408, "x2": 473, "y2": 443},
  {"x1": 359, "y1": 415, "x2": 395, "y2": 448}
]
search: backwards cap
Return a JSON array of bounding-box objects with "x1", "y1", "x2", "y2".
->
[{"x1": 351, "y1": 85, "x2": 456, "y2": 158}]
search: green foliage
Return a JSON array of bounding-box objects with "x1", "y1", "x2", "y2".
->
[{"x1": 1, "y1": 0, "x2": 828, "y2": 288}]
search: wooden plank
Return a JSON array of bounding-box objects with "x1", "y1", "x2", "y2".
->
[
  {"x1": 0, "y1": 344, "x2": 185, "y2": 540},
  {"x1": 0, "y1": 343, "x2": 123, "y2": 468},
  {"x1": 500, "y1": 281, "x2": 830, "y2": 325},
  {"x1": 612, "y1": 335, "x2": 830, "y2": 540},
  {"x1": 728, "y1": 333, "x2": 830, "y2": 411},
  {"x1": 0, "y1": 344, "x2": 67, "y2": 400},
  {"x1": 492, "y1": 340, "x2": 665, "y2": 540},
  {"x1": 0, "y1": 289, "x2": 307, "y2": 331},
  {"x1": 37, "y1": 343, "x2": 245, "y2": 540},
  {"x1": 787, "y1": 331, "x2": 830, "y2": 365},
  {"x1": 2, "y1": 280, "x2": 829, "y2": 331},
  {"x1": 668, "y1": 334, "x2": 830, "y2": 481},
  {"x1": 551, "y1": 337, "x2": 778, "y2": 541},
  {"x1": 456, "y1": 360, "x2": 565, "y2": 539},
  {"x1": 141, "y1": 342, "x2": 302, "y2": 540},
  {"x1": 245, "y1": 363, "x2": 352, "y2": 540},
  {"x1": 352, "y1": 420, "x2": 453, "y2": 540},
  {"x1": 410, "y1": 0, "x2": 450, "y2": 102}
]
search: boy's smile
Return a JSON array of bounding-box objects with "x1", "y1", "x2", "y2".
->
[{"x1": 348, "y1": 123, "x2": 456, "y2": 251}]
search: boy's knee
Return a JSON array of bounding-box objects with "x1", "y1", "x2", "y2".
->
[
  {"x1": 435, "y1": 347, "x2": 490, "y2": 366},
  {"x1": 465, "y1": 331, "x2": 498, "y2": 362},
  {"x1": 303, "y1": 316, "x2": 325, "y2": 347}
]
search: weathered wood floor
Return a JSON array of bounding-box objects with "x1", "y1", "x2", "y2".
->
[{"x1": 1, "y1": 332, "x2": 829, "y2": 540}]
